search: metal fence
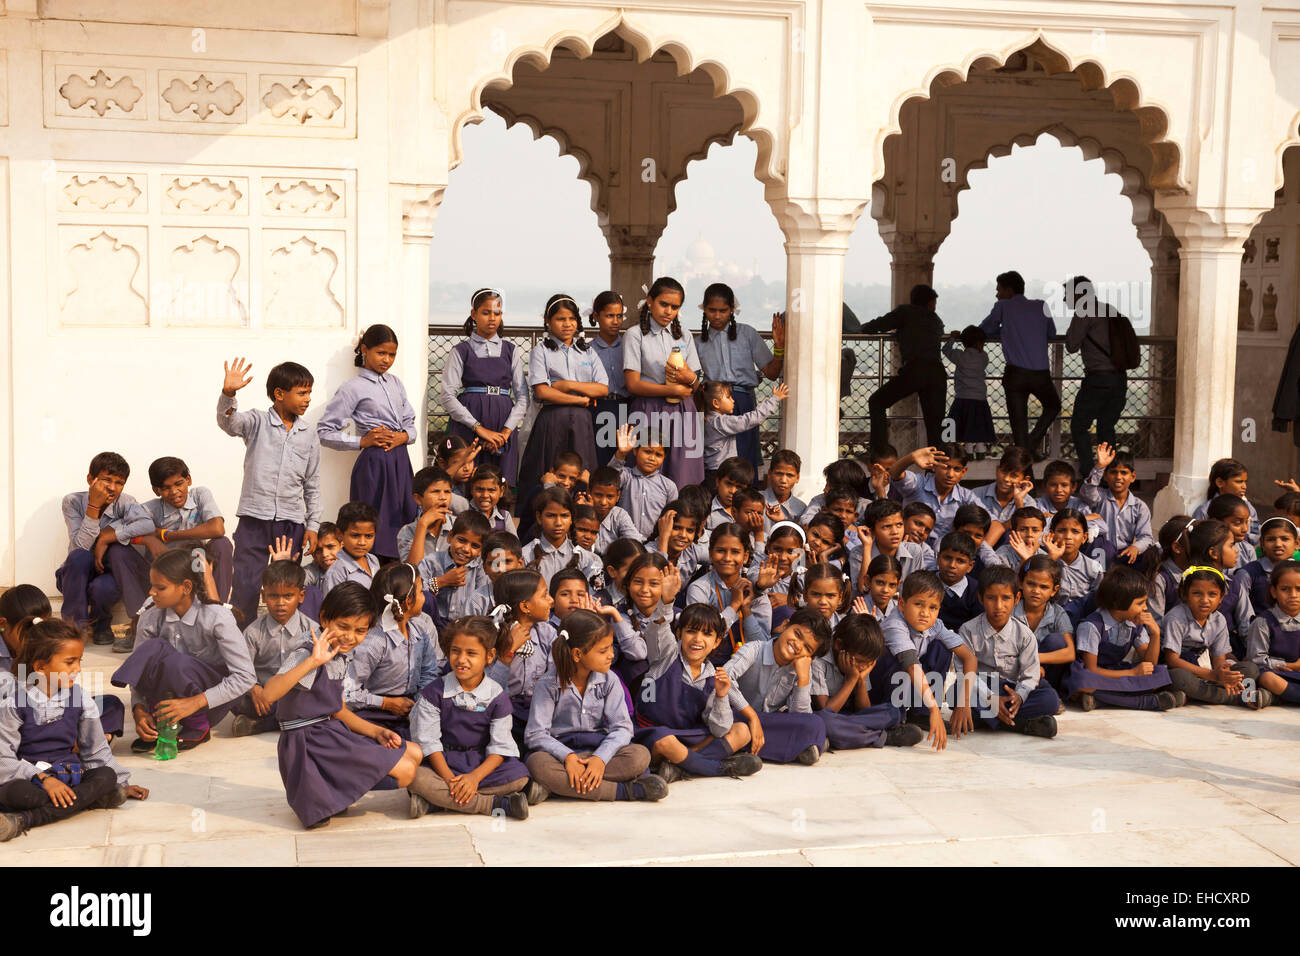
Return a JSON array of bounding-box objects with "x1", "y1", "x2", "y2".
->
[{"x1": 426, "y1": 325, "x2": 1176, "y2": 469}]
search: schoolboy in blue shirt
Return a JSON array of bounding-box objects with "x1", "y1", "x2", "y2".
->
[{"x1": 140, "y1": 456, "x2": 234, "y2": 607}]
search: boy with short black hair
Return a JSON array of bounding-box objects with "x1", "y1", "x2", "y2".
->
[
  {"x1": 418, "y1": 510, "x2": 491, "y2": 626},
  {"x1": 902, "y1": 501, "x2": 936, "y2": 546},
  {"x1": 217, "y1": 357, "x2": 321, "y2": 626},
  {"x1": 763, "y1": 449, "x2": 806, "y2": 527},
  {"x1": 56, "y1": 451, "x2": 154, "y2": 646},
  {"x1": 321, "y1": 501, "x2": 379, "y2": 595},
  {"x1": 888, "y1": 443, "x2": 978, "y2": 548},
  {"x1": 957, "y1": 566, "x2": 1059, "y2": 737},
  {"x1": 709, "y1": 456, "x2": 756, "y2": 530},
  {"x1": 935, "y1": 532, "x2": 982, "y2": 631},
  {"x1": 230, "y1": 559, "x2": 312, "y2": 737},
  {"x1": 1079, "y1": 442, "x2": 1153, "y2": 569},
  {"x1": 588, "y1": 465, "x2": 638, "y2": 552},
  {"x1": 611, "y1": 424, "x2": 680, "y2": 538},
  {"x1": 141, "y1": 456, "x2": 234, "y2": 606},
  {"x1": 1037, "y1": 459, "x2": 1110, "y2": 563},
  {"x1": 466, "y1": 464, "x2": 513, "y2": 532},
  {"x1": 401, "y1": 466, "x2": 459, "y2": 564}
]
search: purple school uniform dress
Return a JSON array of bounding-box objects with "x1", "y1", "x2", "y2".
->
[
  {"x1": 1238, "y1": 559, "x2": 1273, "y2": 616},
  {"x1": 1254, "y1": 612, "x2": 1300, "y2": 692},
  {"x1": 1064, "y1": 610, "x2": 1171, "y2": 702},
  {"x1": 276, "y1": 644, "x2": 404, "y2": 828},
  {"x1": 317, "y1": 370, "x2": 419, "y2": 559},
  {"x1": 418, "y1": 675, "x2": 528, "y2": 788},
  {"x1": 447, "y1": 340, "x2": 522, "y2": 485},
  {"x1": 633, "y1": 655, "x2": 734, "y2": 759}
]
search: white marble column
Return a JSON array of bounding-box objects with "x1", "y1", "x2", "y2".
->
[
  {"x1": 780, "y1": 227, "x2": 854, "y2": 500},
  {"x1": 396, "y1": 185, "x2": 445, "y2": 467},
  {"x1": 1151, "y1": 217, "x2": 1254, "y2": 524}
]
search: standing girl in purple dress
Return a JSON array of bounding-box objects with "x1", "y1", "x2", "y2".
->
[
  {"x1": 406, "y1": 616, "x2": 531, "y2": 820},
  {"x1": 440, "y1": 288, "x2": 528, "y2": 486},
  {"x1": 317, "y1": 325, "x2": 419, "y2": 561},
  {"x1": 262, "y1": 582, "x2": 422, "y2": 830},
  {"x1": 622, "y1": 276, "x2": 705, "y2": 487}
]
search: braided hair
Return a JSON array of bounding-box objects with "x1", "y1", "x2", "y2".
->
[
  {"x1": 541, "y1": 293, "x2": 589, "y2": 352},
  {"x1": 463, "y1": 287, "x2": 503, "y2": 336},
  {"x1": 698, "y1": 282, "x2": 739, "y2": 342},
  {"x1": 589, "y1": 290, "x2": 624, "y2": 329},
  {"x1": 637, "y1": 276, "x2": 686, "y2": 339}
]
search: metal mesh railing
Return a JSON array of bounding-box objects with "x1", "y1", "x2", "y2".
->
[{"x1": 426, "y1": 325, "x2": 1176, "y2": 467}]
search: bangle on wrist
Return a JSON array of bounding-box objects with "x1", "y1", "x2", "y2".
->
[
  {"x1": 159, "y1": 528, "x2": 168, "y2": 544},
  {"x1": 773, "y1": 347, "x2": 785, "y2": 357}
]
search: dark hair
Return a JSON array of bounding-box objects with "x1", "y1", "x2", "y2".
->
[
  {"x1": 551, "y1": 450, "x2": 584, "y2": 473},
  {"x1": 432, "y1": 433, "x2": 470, "y2": 467},
  {"x1": 653, "y1": 499, "x2": 704, "y2": 544},
  {"x1": 996, "y1": 270, "x2": 1026, "y2": 295},
  {"x1": 1270, "y1": 559, "x2": 1300, "y2": 589},
  {"x1": 463, "y1": 287, "x2": 502, "y2": 336},
  {"x1": 789, "y1": 562, "x2": 851, "y2": 614},
  {"x1": 438, "y1": 615, "x2": 502, "y2": 659},
  {"x1": 469, "y1": 463, "x2": 504, "y2": 490},
  {"x1": 767, "y1": 522, "x2": 805, "y2": 549},
  {"x1": 265, "y1": 361, "x2": 314, "y2": 400},
  {"x1": 1096, "y1": 565, "x2": 1149, "y2": 613},
  {"x1": 371, "y1": 562, "x2": 420, "y2": 621},
  {"x1": 1050, "y1": 508, "x2": 1088, "y2": 533},
  {"x1": 319, "y1": 581, "x2": 376, "y2": 626},
  {"x1": 262, "y1": 559, "x2": 306, "y2": 590},
  {"x1": 1206, "y1": 458, "x2": 1248, "y2": 501},
  {"x1": 823, "y1": 459, "x2": 869, "y2": 499},
  {"x1": 900, "y1": 570, "x2": 944, "y2": 601},
  {"x1": 638, "y1": 276, "x2": 686, "y2": 338},
  {"x1": 1042, "y1": 460, "x2": 1076, "y2": 483},
  {"x1": 88, "y1": 451, "x2": 129, "y2": 481},
  {"x1": 910, "y1": 283, "x2": 938, "y2": 307},
  {"x1": 934, "y1": 441, "x2": 969, "y2": 467},
  {"x1": 588, "y1": 466, "x2": 621, "y2": 492},
  {"x1": 997, "y1": 446, "x2": 1034, "y2": 477},
  {"x1": 1019, "y1": 554, "x2": 1061, "y2": 587},
  {"x1": 451, "y1": 510, "x2": 492, "y2": 541},
  {"x1": 866, "y1": 553, "x2": 903, "y2": 581},
  {"x1": 869, "y1": 442, "x2": 899, "y2": 463},
  {"x1": 573, "y1": 504, "x2": 599, "y2": 528},
  {"x1": 977, "y1": 565, "x2": 1020, "y2": 597},
  {"x1": 717, "y1": 457, "x2": 756, "y2": 489},
  {"x1": 822, "y1": 485, "x2": 859, "y2": 512},
  {"x1": 699, "y1": 282, "x2": 739, "y2": 343},
  {"x1": 12, "y1": 618, "x2": 83, "y2": 678},
  {"x1": 602, "y1": 537, "x2": 648, "y2": 581},
  {"x1": 0, "y1": 585, "x2": 52, "y2": 629},
  {"x1": 1206, "y1": 494, "x2": 1249, "y2": 523},
  {"x1": 833, "y1": 614, "x2": 885, "y2": 662},
  {"x1": 147, "y1": 456, "x2": 189, "y2": 488},
  {"x1": 770, "y1": 449, "x2": 801, "y2": 474},
  {"x1": 673, "y1": 603, "x2": 726, "y2": 642},
  {"x1": 482, "y1": 530, "x2": 524, "y2": 567},
  {"x1": 786, "y1": 606, "x2": 833, "y2": 657},
  {"x1": 903, "y1": 501, "x2": 936, "y2": 523},
  {"x1": 1261, "y1": 516, "x2": 1299, "y2": 540},
  {"x1": 1157, "y1": 514, "x2": 1193, "y2": 571},
  {"x1": 1010, "y1": 506, "x2": 1046, "y2": 530},
  {"x1": 589, "y1": 290, "x2": 625, "y2": 328},
  {"x1": 702, "y1": 380, "x2": 733, "y2": 407},
  {"x1": 938, "y1": 531, "x2": 978, "y2": 561},
  {"x1": 677, "y1": 483, "x2": 713, "y2": 518},
  {"x1": 151, "y1": 548, "x2": 214, "y2": 605},
  {"x1": 532, "y1": 486, "x2": 574, "y2": 519},
  {"x1": 1178, "y1": 566, "x2": 1226, "y2": 597},
  {"x1": 958, "y1": 324, "x2": 986, "y2": 348},
  {"x1": 804, "y1": 512, "x2": 847, "y2": 563},
  {"x1": 1186, "y1": 519, "x2": 1232, "y2": 567},
  {"x1": 336, "y1": 501, "x2": 378, "y2": 533},
  {"x1": 552, "y1": 609, "x2": 613, "y2": 688},
  {"x1": 623, "y1": 552, "x2": 671, "y2": 607},
  {"x1": 863, "y1": 498, "x2": 904, "y2": 528},
  {"x1": 549, "y1": 567, "x2": 590, "y2": 599},
  {"x1": 354, "y1": 324, "x2": 398, "y2": 367},
  {"x1": 1104, "y1": 449, "x2": 1137, "y2": 474},
  {"x1": 708, "y1": 522, "x2": 753, "y2": 560},
  {"x1": 952, "y1": 503, "x2": 991, "y2": 534},
  {"x1": 492, "y1": 569, "x2": 546, "y2": 644},
  {"x1": 316, "y1": 521, "x2": 341, "y2": 543},
  {"x1": 731, "y1": 487, "x2": 764, "y2": 515},
  {"x1": 1274, "y1": 491, "x2": 1300, "y2": 517},
  {"x1": 413, "y1": 466, "x2": 453, "y2": 496},
  {"x1": 541, "y1": 293, "x2": 589, "y2": 352}
]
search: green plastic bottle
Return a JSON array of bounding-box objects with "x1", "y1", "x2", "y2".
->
[{"x1": 154, "y1": 717, "x2": 179, "y2": 761}]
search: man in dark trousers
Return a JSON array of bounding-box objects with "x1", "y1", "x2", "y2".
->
[
  {"x1": 1064, "y1": 276, "x2": 1129, "y2": 474},
  {"x1": 980, "y1": 270, "x2": 1059, "y2": 460},
  {"x1": 863, "y1": 283, "x2": 946, "y2": 451}
]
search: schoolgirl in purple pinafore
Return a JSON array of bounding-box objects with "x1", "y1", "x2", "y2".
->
[
  {"x1": 275, "y1": 642, "x2": 404, "y2": 828},
  {"x1": 1239, "y1": 560, "x2": 1273, "y2": 616},
  {"x1": 1255, "y1": 613, "x2": 1300, "y2": 704},
  {"x1": 634, "y1": 653, "x2": 734, "y2": 761},
  {"x1": 1064, "y1": 610, "x2": 1172, "y2": 708},
  {"x1": 417, "y1": 674, "x2": 529, "y2": 788}
]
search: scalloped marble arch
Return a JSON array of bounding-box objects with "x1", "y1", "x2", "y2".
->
[
  {"x1": 1279, "y1": 116, "x2": 1300, "y2": 194},
  {"x1": 876, "y1": 34, "x2": 1186, "y2": 198},
  {"x1": 454, "y1": 13, "x2": 780, "y2": 192}
]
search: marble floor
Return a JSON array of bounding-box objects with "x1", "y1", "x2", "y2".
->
[{"x1": 7, "y1": 641, "x2": 1300, "y2": 867}]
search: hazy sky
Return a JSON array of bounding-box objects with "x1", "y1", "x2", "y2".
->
[{"x1": 428, "y1": 110, "x2": 1154, "y2": 324}]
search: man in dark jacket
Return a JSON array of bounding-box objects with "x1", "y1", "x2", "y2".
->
[
  {"x1": 1065, "y1": 276, "x2": 1129, "y2": 473},
  {"x1": 863, "y1": 284, "x2": 947, "y2": 451}
]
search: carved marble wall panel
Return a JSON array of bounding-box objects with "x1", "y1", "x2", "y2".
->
[
  {"x1": 159, "y1": 228, "x2": 250, "y2": 328},
  {"x1": 262, "y1": 229, "x2": 347, "y2": 328},
  {"x1": 56, "y1": 225, "x2": 150, "y2": 327}
]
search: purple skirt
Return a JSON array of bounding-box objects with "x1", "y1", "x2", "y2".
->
[
  {"x1": 752, "y1": 711, "x2": 826, "y2": 763},
  {"x1": 277, "y1": 717, "x2": 404, "y2": 827},
  {"x1": 1064, "y1": 660, "x2": 1172, "y2": 695},
  {"x1": 948, "y1": 398, "x2": 995, "y2": 444},
  {"x1": 350, "y1": 445, "x2": 417, "y2": 559},
  {"x1": 629, "y1": 395, "x2": 705, "y2": 488},
  {"x1": 450, "y1": 393, "x2": 519, "y2": 486},
  {"x1": 442, "y1": 747, "x2": 529, "y2": 788}
]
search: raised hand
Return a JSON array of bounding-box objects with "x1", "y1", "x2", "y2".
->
[
  {"x1": 1007, "y1": 530, "x2": 1035, "y2": 561},
  {"x1": 616, "y1": 424, "x2": 636, "y2": 458},
  {"x1": 222, "y1": 357, "x2": 254, "y2": 396},
  {"x1": 661, "y1": 566, "x2": 682, "y2": 605},
  {"x1": 771, "y1": 313, "x2": 786, "y2": 350},
  {"x1": 267, "y1": 534, "x2": 296, "y2": 562},
  {"x1": 772, "y1": 382, "x2": 790, "y2": 401},
  {"x1": 755, "y1": 554, "x2": 779, "y2": 590},
  {"x1": 1095, "y1": 442, "x2": 1116, "y2": 470}
]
